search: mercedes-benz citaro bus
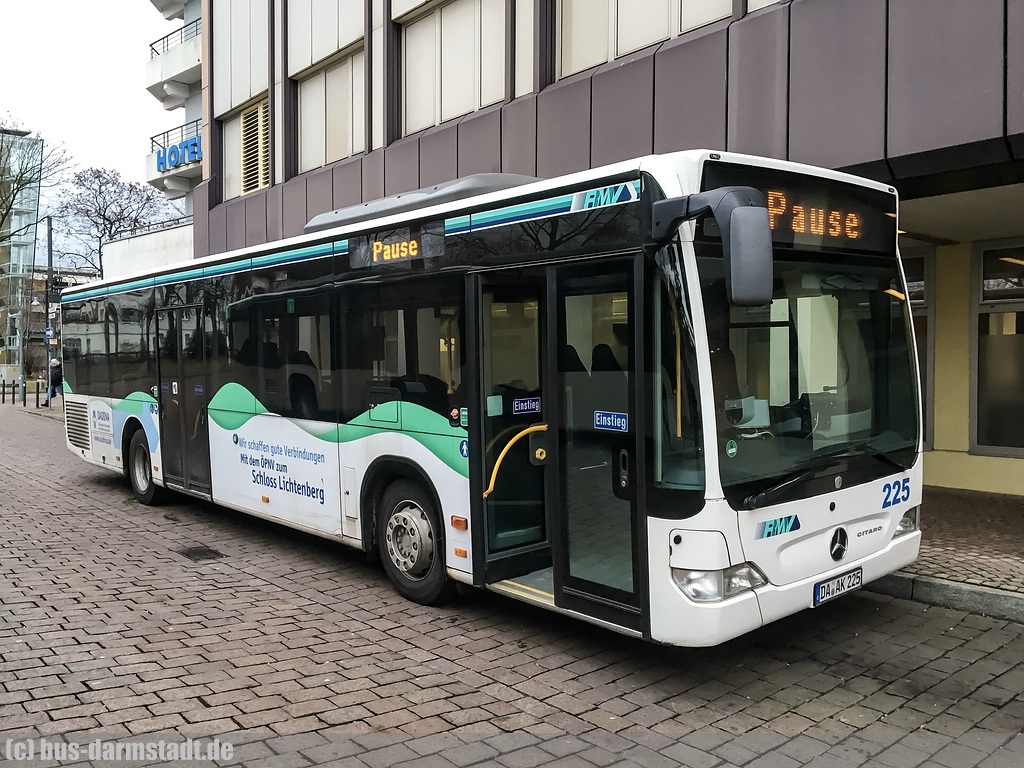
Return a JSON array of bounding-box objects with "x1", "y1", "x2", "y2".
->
[{"x1": 60, "y1": 151, "x2": 922, "y2": 646}]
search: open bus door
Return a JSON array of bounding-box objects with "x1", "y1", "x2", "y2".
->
[{"x1": 475, "y1": 258, "x2": 644, "y2": 633}]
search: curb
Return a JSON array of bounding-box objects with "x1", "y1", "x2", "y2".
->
[{"x1": 866, "y1": 572, "x2": 1024, "y2": 625}]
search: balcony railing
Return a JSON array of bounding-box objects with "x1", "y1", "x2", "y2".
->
[
  {"x1": 150, "y1": 18, "x2": 202, "y2": 58},
  {"x1": 111, "y1": 215, "x2": 194, "y2": 242},
  {"x1": 151, "y1": 120, "x2": 201, "y2": 152}
]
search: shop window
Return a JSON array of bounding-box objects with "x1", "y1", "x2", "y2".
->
[
  {"x1": 902, "y1": 249, "x2": 934, "y2": 450},
  {"x1": 973, "y1": 246, "x2": 1024, "y2": 454}
]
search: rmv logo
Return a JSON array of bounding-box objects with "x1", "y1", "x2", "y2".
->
[
  {"x1": 580, "y1": 183, "x2": 636, "y2": 209},
  {"x1": 755, "y1": 514, "x2": 801, "y2": 540}
]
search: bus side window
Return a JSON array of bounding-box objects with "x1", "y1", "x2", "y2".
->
[{"x1": 655, "y1": 272, "x2": 703, "y2": 490}]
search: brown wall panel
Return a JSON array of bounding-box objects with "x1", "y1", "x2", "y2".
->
[
  {"x1": 306, "y1": 167, "x2": 334, "y2": 221},
  {"x1": 332, "y1": 158, "x2": 363, "y2": 209},
  {"x1": 244, "y1": 195, "x2": 267, "y2": 247},
  {"x1": 789, "y1": 0, "x2": 886, "y2": 170},
  {"x1": 266, "y1": 185, "x2": 283, "y2": 243},
  {"x1": 728, "y1": 6, "x2": 789, "y2": 160},
  {"x1": 207, "y1": 203, "x2": 226, "y2": 257},
  {"x1": 537, "y1": 74, "x2": 591, "y2": 178},
  {"x1": 192, "y1": 181, "x2": 210, "y2": 258},
  {"x1": 420, "y1": 122, "x2": 459, "y2": 187},
  {"x1": 501, "y1": 96, "x2": 537, "y2": 176},
  {"x1": 1006, "y1": 0, "x2": 1024, "y2": 158},
  {"x1": 281, "y1": 177, "x2": 307, "y2": 239},
  {"x1": 385, "y1": 136, "x2": 420, "y2": 195},
  {"x1": 225, "y1": 199, "x2": 246, "y2": 251},
  {"x1": 458, "y1": 106, "x2": 502, "y2": 176},
  {"x1": 654, "y1": 28, "x2": 728, "y2": 153},
  {"x1": 591, "y1": 50, "x2": 655, "y2": 166},
  {"x1": 888, "y1": 0, "x2": 1005, "y2": 173},
  {"x1": 362, "y1": 150, "x2": 385, "y2": 201}
]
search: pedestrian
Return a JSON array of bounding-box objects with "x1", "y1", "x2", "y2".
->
[{"x1": 44, "y1": 357, "x2": 62, "y2": 407}]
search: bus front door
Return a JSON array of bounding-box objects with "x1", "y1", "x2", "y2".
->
[
  {"x1": 478, "y1": 260, "x2": 642, "y2": 633},
  {"x1": 156, "y1": 306, "x2": 212, "y2": 495},
  {"x1": 478, "y1": 275, "x2": 551, "y2": 584}
]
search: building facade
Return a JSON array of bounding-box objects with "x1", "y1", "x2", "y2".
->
[
  {"x1": 183, "y1": 0, "x2": 1024, "y2": 496},
  {"x1": 0, "y1": 128, "x2": 44, "y2": 381}
]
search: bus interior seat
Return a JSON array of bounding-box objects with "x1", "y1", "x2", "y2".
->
[
  {"x1": 262, "y1": 341, "x2": 282, "y2": 369},
  {"x1": 560, "y1": 344, "x2": 588, "y2": 374},
  {"x1": 591, "y1": 343, "x2": 623, "y2": 374},
  {"x1": 390, "y1": 374, "x2": 451, "y2": 416}
]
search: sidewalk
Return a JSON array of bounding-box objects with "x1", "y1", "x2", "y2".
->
[{"x1": 12, "y1": 395, "x2": 1024, "y2": 624}]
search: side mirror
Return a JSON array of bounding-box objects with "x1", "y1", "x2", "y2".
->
[
  {"x1": 724, "y1": 204, "x2": 773, "y2": 306},
  {"x1": 650, "y1": 185, "x2": 774, "y2": 306}
]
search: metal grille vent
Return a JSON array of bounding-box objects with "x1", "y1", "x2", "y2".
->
[
  {"x1": 241, "y1": 100, "x2": 269, "y2": 194},
  {"x1": 65, "y1": 401, "x2": 90, "y2": 450}
]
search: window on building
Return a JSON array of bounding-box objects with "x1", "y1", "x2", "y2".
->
[
  {"x1": 558, "y1": 0, "x2": 731, "y2": 79},
  {"x1": 401, "y1": 0, "x2": 505, "y2": 136},
  {"x1": 241, "y1": 100, "x2": 270, "y2": 195},
  {"x1": 974, "y1": 246, "x2": 1024, "y2": 454},
  {"x1": 901, "y1": 249, "x2": 934, "y2": 450},
  {"x1": 298, "y1": 51, "x2": 366, "y2": 173}
]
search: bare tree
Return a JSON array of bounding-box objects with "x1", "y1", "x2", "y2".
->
[{"x1": 55, "y1": 167, "x2": 181, "y2": 276}]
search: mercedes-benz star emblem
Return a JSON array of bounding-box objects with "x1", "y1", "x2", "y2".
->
[{"x1": 830, "y1": 528, "x2": 849, "y2": 562}]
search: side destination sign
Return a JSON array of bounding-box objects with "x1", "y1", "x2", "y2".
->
[{"x1": 350, "y1": 222, "x2": 445, "y2": 269}]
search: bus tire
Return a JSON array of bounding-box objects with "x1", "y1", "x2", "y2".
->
[
  {"x1": 377, "y1": 479, "x2": 453, "y2": 605},
  {"x1": 128, "y1": 430, "x2": 166, "y2": 506}
]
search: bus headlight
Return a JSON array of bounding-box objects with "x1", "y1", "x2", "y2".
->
[
  {"x1": 894, "y1": 506, "x2": 920, "y2": 537},
  {"x1": 672, "y1": 563, "x2": 767, "y2": 602}
]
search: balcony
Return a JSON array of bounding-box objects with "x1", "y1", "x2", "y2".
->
[
  {"x1": 145, "y1": 19, "x2": 202, "y2": 109},
  {"x1": 146, "y1": 120, "x2": 203, "y2": 200}
]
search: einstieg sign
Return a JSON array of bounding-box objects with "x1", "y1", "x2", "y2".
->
[{"x1": 157, "y1": 136, "x2": 202, "y2": 172}]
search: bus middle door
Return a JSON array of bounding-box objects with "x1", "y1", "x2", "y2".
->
[{"x1": 156, "y1": 305, "x2": 212, "y2": 495}]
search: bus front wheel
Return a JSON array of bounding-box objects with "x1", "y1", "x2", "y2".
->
[
  {"x1": 377, "y1": 480, "x2": 453, "y2": 605},
  {"x1": 128, "y1": 430, "x2": 166, "y2": 506}
]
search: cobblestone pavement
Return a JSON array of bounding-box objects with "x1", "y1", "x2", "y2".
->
[
  {"x1": 902, "y1": 488, "x2": 1024, "y2": 594},
  {"x1": 2, "y1": 407, "x2": 1024, "y2": 767}
]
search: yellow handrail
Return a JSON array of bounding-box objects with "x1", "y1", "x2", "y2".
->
[{"x1": 482, "y1": 423, "x2": 548, "y2": 499}]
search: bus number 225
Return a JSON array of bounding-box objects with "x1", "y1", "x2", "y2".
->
[{"x1": 881, "y1": 478, "x2": 911, "y2": 509}]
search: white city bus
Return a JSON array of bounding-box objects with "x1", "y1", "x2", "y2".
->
[{"x1": 60, "y1": 151, "x2": 922, "y2": 646}]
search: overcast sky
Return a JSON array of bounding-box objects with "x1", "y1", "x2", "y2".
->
[{"x1": 0, "y1": 0, "x2": 180, "y2": 185}]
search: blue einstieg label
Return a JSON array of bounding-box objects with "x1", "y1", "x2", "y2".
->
[
  {"x1": 512, "y1": 397, "x2": 541, "y2": 415},
  {"x1": 594, "y1": 411, "x2": 628, "y2": 432}
]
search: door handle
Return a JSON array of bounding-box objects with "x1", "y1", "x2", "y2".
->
[
  {"x1": 618, "y1": 449, "x2": 629, "y2": 491},
  {"x1": 483, "y1": 423, "x2": 548, "y2": 499}
]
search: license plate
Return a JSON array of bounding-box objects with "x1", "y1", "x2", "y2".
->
[{"x1": 813, "y1": 568, "x2": 863, "y2": 606}]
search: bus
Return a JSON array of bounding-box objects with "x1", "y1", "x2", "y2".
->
[{"x1": 59, "y1": 150, "x2": 922, "y2": 647}]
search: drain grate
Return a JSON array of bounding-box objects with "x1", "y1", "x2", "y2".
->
[{"x1": 177, "y1": 546, "x2": 225, "y2": 562}]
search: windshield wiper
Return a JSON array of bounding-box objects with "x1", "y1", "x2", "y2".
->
[
  {"x1": 741, "y1": 441, "x2": 910, "y2": 510},
  {"x1": 742, "y1": 466, "x2": 823, "y2": 510},
  {"x1": 814, "y1": 440, "x2": 909, "y2": 472}
]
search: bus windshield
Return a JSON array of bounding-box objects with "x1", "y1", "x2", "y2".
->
[{"x1": 695, "y1": 165, "x2": 919, "y2": 506}]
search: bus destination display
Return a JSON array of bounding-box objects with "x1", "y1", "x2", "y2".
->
[{"x1": 701, "y1": 161, "x2": 897, "y2": 256}]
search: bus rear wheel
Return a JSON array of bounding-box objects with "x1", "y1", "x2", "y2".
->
[
  {"x1": 128, "y1": 430, "x2": 166, "y2": 506},
  {"x1": 377, "y1": 480, "x2": 453, "y2": 605}
]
